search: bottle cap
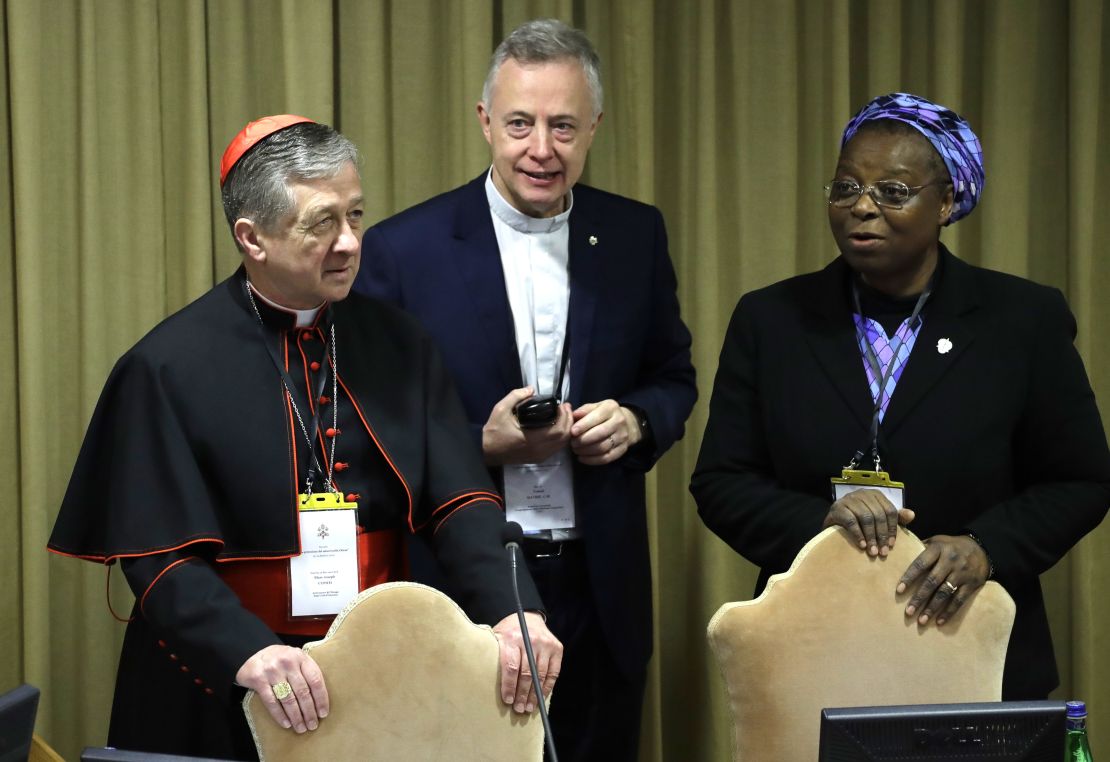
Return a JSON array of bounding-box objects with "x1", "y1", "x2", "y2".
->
[{"x1": 1066, "y1": 700, "x2": 1087, "y2": 718}]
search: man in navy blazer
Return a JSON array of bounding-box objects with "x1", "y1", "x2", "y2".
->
[{"x1": 353, "y1": 19, "x2": 695, "y2": 760}]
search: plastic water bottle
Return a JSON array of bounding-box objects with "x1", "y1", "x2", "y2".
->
[{"x1": 1067, "y1": 700, "x2": 1094, "y2": 761}]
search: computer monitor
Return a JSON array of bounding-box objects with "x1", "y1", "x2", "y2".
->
[
  {"x1": 0, "y1": 684, "x2": 40, "y2": 762},
  {"x1": 819, "y1": 700, "x2": 1066, "y2": 761},
  {"x1": 81, "y1": 749, "x2": 236, "y2": 762}
]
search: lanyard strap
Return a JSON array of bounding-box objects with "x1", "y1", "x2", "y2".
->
[
  {"x1": 847, "y1": 277, "x2": 932, "y2": 470},
  {"x1": 551, "y1": 323, "x2": 570, "y2": 400},
  {"x1": 243, "y1": 279, "x2": 337, "y2": 495},
  {"x1": 517, "y1": 244, "x2": 571, "y2": 400},
  {"x1": 519, "y1": 307, "x2": 571, "y2": 400}
]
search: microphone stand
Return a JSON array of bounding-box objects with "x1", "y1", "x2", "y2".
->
[{"x1": 507, "y1": 541, "x2": 559, "y2": 762}]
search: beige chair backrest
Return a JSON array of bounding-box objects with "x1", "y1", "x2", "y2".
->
[
  {"x1": 29, "y1": 734, "x2": 65, "y2": 762},
  {"x1": 707, "y1": 527, "x2": 1016, "y2": 761},
  {"x1": 244, "y1": 582, "x2": 544, "y2": 762}
]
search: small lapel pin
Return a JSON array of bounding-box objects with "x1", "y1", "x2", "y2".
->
[
  {"x1": 588, "y1": 235, "x2": 598, "y2": 246},
  {"x1": 937, "y1": 338, "x2": 953, "y2": 354}
]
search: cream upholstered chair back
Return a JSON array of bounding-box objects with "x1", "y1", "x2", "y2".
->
[
  {"x1": 244, "y1": 582, "x2": 544, "y2": 761},
  {"x1": 707, "y1": 527, "x2": 1016, "y2": 761}
]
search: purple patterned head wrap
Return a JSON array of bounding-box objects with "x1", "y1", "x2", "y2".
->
[{"x1": 840, "y1": 93, "x2": 984, "y2": 225}]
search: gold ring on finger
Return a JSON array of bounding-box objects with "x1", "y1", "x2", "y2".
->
[
  {"x1": 941, "y1": 580, "x2": 958, "y2": 595},
  {"x1": 271, "y1": 680, "x2": 293, "y2": 700}
]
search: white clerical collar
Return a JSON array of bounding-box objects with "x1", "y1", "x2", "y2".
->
[
  {"x1": 249, "y1": 283, "x2": 324, "y2": 328},
  {"x1": 485, "y1": 169, "x2": 573, "y2": 234}
]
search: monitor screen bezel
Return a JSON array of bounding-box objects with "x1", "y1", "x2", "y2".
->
[{"x1": 818, "y1": 699, "x2": 1067, "y2": 761}]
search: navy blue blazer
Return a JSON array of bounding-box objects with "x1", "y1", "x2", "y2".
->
[
  {"x1": 354, "y1": 174, "x2": 697, "y2": 678},
  {"x1": 692, "y1": 247, "x2": 1110, "y2": 698}
]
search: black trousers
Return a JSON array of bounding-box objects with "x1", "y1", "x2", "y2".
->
[{"x1": 525, "y1": 541, "x2": 646, "y2": 762}]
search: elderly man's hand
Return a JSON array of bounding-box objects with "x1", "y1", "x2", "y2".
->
[
  {"x1": 897, "y1": 534, "x2": 991, "y2": 626},
  {"x1": 482, "y1": 387, "x2": 572, "y2": 465},
  {"x1": 823, "y1": 488, "x2": 915, "y2": 557},
  {"x1": 492, "y1": 612, "x2": 563, "y2": 714},
  {"x1": 236, "y1": 644, "x2": 329, "y2": 733},
  {"x1": 570, "y1": 400, "x2": 641, "y2": 465}
]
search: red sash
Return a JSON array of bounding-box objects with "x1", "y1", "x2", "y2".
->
[{"x1": 217, "y1": 527, "x2": 407, "y2": 637}]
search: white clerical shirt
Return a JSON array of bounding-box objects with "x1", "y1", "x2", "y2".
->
[{"x1": 485, "y1": 171, "x2": 579, "y2": 539}]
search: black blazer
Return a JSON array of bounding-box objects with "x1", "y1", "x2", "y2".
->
[
  {"x1": 354, "y1": 174, "x2": 697, "y2": 679},
  {"x1": 691, "y1": 247, "x2": 1110, "y2": 698}
]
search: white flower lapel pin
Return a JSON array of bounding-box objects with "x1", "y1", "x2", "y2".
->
[{"x1": 937, "y1": 338, "x2": 953, "y2": 354}]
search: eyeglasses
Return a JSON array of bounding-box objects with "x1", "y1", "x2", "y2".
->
[{"x1": 824, "y1": 179, "x2": 944, "y2": 209}]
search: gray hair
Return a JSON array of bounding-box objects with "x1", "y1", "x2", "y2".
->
[
  {"x1": 481, "y1": 19, "x2": 603, "y2": 119},
  {"x1": 221, "y1": 122, "x2": 359, "y2": 251}
]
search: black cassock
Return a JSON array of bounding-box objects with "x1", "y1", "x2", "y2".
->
[{"x1": 49, "y1": 270, "x2": 538, "y2": 759}]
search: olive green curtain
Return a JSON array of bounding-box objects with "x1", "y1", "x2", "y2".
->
[{"x1": 3, "y1": 1, "x2": 1106, "y2": 759}]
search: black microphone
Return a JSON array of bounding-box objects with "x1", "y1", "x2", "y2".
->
[
  {"x1": 501, "y1": 521, "x2": 558, "y2": 761},
  {"x1": 500, "y1": 520, "x2": 525, "y2": 550}
]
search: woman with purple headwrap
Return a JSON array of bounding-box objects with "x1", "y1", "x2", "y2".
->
[{"x1": 691, "y1": 93, "x2": 1110, "y2": 699}]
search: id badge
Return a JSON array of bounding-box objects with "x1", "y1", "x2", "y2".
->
[
  {"x1": 289, "y1": 492, "x2": 360, "y2": 618},
  {"x1": 503, "y1": 450, "x2": 576, "y2": 532},
  {"x1": 830, "y1": 469, "x2": 905, "y2": 509}
]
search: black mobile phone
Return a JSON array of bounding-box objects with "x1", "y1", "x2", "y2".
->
[{"x1": 513, "y1": 396, "x2": 560, "y2": 428}]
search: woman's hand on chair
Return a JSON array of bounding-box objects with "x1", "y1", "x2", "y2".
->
[
  {"x1": 896, "y1": 535, "x2": 991, "y2": 626},
  {"x1": 823, "y1": 489, "x2": 915, "y2": 557}
]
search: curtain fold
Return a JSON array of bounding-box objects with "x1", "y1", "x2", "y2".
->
[
  {"x1": 4, "y1": 1, "x2": 1107, "y2": 759},
  {"x1": 0, "y1": 0, "x2": 22, "y2": 712},
  {"x1": 1066, "y1": 0, "x2": 1110, "y2": 730}
]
